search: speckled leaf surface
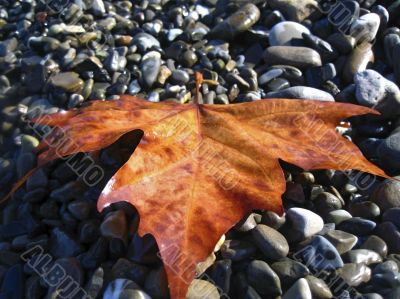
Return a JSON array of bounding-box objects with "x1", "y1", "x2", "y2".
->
[{"x1": 32, "y1": 95, "x2": 388, "y2": 299}]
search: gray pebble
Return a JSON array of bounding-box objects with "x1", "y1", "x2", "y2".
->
[
  {"x1": 282, "y1": 278, "x2": 312, "y2": 299},
  {"x1": 269, "y1": 21, "x2": 310, "y2": 46},
  {"x1": 246, "y1": 260, "x2": 282, "y2": 297},
  {"x1": 266, "y1": 86, "x2": 334, "y2": 101},
  {"x1": 264, "y1": 46, "x2": 322, "y2": 69},
  {"x1": 251, "y1": 224, "x2": 289, "y2": 260},
  {"x1": 140, "y1": 51, "x2": 161, "y2": 88}
]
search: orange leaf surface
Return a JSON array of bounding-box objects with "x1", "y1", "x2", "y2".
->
[{"x1": 30, "y1": 95, "x2": 388, "y2": 299}]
